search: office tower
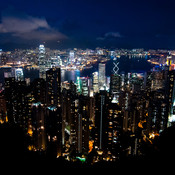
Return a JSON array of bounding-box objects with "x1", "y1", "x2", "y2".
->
[
  {"x1": 31, "y1": 102, "x2": 46, "y2": 151},
  {"x1": 110, "y1": 74, "x2": 121, "y2": 95},
  {"x1": 46, "y1": 68, "x2": 61, "y2": 107},
  {"x1": 76, "y1": 76, "x2": 82, "y2": 94},
  {"x1": 50, "y1": 56, "x2": 61, "y2": 68},
  {"x1": 69, "y1": 50, "x2": 75, "y2": 64},
  {"x1": 112, "y1": 57, "x2": 119, "y2": 75},
  {"x1": 39, "y1": 45, "x2": 46, "y2": 79},
  {"x1": 15, "y1": 68, "x2": 24, "y2": 81},
  {"x1": 80, "y1": 77, "x2": 90, "y2": 96},
  {"x1": 92, "y1": 72, "x2": 99, "y2": 93},
  {"x1": 46, "y1": 105, "x2": 62, "y2": 157},
  {"x1": 31, "y1": 78, "x2": 46, "y2": 104},
  {"x1": 98, "y1": 63, "x2": 106, "y2": 90}
]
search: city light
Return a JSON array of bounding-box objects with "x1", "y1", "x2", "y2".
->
[{"x1": 0, "y1": 39, "x2": 174, "y2": 167}]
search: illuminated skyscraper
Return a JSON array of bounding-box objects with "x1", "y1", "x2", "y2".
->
[
  {"x1": 46, "y1": 68, "x2": 61, "y2": 107},
  {"x1": 76, "y1": 76, "x2": 82, "y2": 94},
  {"x1": 98, "y1": 63, "x2": 106, "y2": 90},
  {"x1": 167, "y1": 70, "x2": 175, "y2": 126},
  {"x1": 15, "y1": 68, "x2": 24, "y2": 81},
  {"x1": 39, "y1": 45, "x2": 46, "y2": 79},
  {"x1": 80, "y1": 77, "x2": 90, "y2": 96},
  {"x1": 69, "y1": 50, "x2": 75, "y2": 64},
  {"x1": 93, "y1": 72, "x2": 99, "y2": 93}
]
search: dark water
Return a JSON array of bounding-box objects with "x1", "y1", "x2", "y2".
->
[
  {"x1": 61, "y1": 55, "x2": 153, "y2": 82},
  {"x1": 0, "y1": 56, "x2": 153, "y2": 84}
]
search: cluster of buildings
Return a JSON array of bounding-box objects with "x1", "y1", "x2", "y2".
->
[{"x1": 0, "y1": 46, "x2": 175, "y2": 163}]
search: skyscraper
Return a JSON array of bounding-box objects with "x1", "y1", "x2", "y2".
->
[
  {"x1": 39, "y1": 45, "x2": 46, "y2": 79},
  {"x1": 15, "y1": 68, "x2": 24, "y2": 81},
  {"x1": 31, "y1": 102, "x2": 46, "y2": 151},
  {"x1": 69, "y1": 50, "x2": 75, "y2": 64},
  {"x1": 92, "y1": 72, "x2": 99, "y2": 93},
  {"x1": 46, "y1": 68, "x2": 61, "y2": 107},
  {"x1": 98, "y1": 63, "x2": 106, "y2": 90}
]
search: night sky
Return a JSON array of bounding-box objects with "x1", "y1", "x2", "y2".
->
[{"x1": 0, "y1": 0, "x2": 175, "y2": 50}]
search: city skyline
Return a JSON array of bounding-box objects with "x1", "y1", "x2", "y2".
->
[
  {"x1": 0, "y1": 0, "x2": 175, "y2": 50},
  {"x1": 0, "y1": 45, "x2": 175, "y2": 166},
  {"x1": 1, "y1": 0, "x2": 175, "y2": 167}
]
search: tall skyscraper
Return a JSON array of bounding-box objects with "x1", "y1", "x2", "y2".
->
[
  {"x1": 39, "y1": 45, "x2": 46, "y2": 79},
  {"x1": 45, "y1": 67, "x2": 62, "y2": 156},
  {"x1": 80, "y1": 77, "x2": 90, "y2": 96},
  {"x1": 31, "y1": 102, "x2": 46, "y2": 151},
  {"x1": 98, "y1": 63, "x2": 106, "y2": 90},
  {"x1": 167, "y1": 70, "x2": 175, "y2": 126},
  {"x1": 15, "y1": 68, "x2": 24, "y2": 81},
  {"x1": 46, "y1": 105, "x2": 62, "y2": 157},
  {"x1": 46, "y1": 68, "x2": 61, "y2": 107},
  {"x1": 69, "y1": 50, "x2": 75, "y2": 64},
  {"x1": 93, "y1": 72, "x2": 99, "y2": 93}
]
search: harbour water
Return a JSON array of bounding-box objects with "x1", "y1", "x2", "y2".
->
[{"x1": 0, "y1": 56, "x2": 153, "y2": 84}]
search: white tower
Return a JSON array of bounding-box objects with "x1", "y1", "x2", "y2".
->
[{"x1": 39, "y1": 45, "x2": 46, "y2": 79}]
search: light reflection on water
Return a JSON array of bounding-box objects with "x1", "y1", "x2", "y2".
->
[{"x1": 0, "y1": 56, "x2": 153, "y2": 84}]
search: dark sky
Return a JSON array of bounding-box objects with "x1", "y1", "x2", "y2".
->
[{"x1": 0, "y1": 0, "x2": 175, "y2": 50}]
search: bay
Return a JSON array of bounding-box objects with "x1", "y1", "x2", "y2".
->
[{"x1": 0, "y1": 56, "x2": 153, "y2": 84}]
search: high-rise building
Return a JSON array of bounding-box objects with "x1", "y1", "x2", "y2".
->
[
  {"x1": 15, "y1": 68, "x2": 24, "y2": 81},
  {"x1": 39, "y1": 45, "x2": 46, "y2": 79},
  {"x1": 80, "y1": 77, "x2": 90, "y2": 96},
  {"x1": 92, "y1": 72, "x2": 99, "y2": 93},
  {"x1": 110, "y1": 74, "x2": 121, "y2": 95},
  {"x1": 0, "y1": 90, "x2": 7, "y2": 123},
  {"x1": 46, "y1": 105, "x2": 62, "y2": 157},
  {"x1": 46, "y1": 68, "x2": 61, "y2": 107},
  {"x1": 31, "y1": 78, "x2": 46, "y2": 104},
  {"x1": 98, "y1": 63, "x2": 106, "y2": 90},
  {"x1": 4, "y1": 77, "x2": 17, "y2": 124},
  {"x1": 94, "y1": 90, "x2": 123, "y2": 160},
  {"x1": 94, "y1": 90, "x2": 109, "y2": 151},
  {"x1": 167, "y1": 70, "x2": 175, "y2": 126},
  {"x1": 69, "y1": 50, "x2": 75, "y2": 64},
  {"x1": 31, "y1": 102, "x2": 46, "y2": 151},
  {"x1": 106, "y1": 101, "x2": 123, "y2": 160}
]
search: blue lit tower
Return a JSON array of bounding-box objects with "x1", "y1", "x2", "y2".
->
[{"x1": 39, "y1": 45, "x2": 46, "y2": 80}]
